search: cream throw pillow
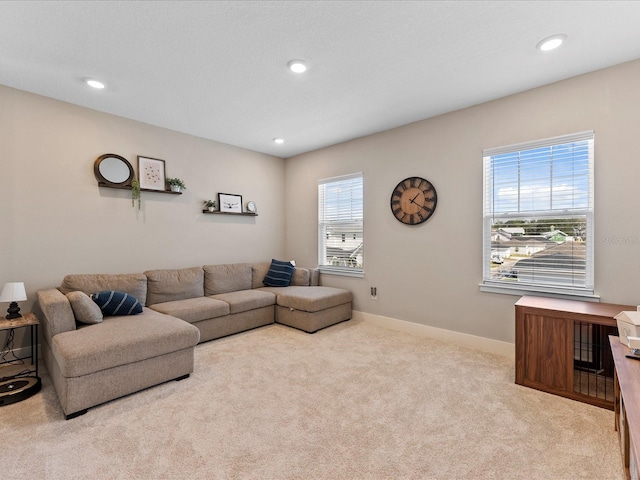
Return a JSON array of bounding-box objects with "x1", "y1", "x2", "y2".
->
[{"x1": 66, "y1": 291, "x2": 103, "y2": 324}]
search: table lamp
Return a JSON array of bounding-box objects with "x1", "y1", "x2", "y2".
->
[{"x1": 0, "y1": 282, "x2": 27, "y2": 319}]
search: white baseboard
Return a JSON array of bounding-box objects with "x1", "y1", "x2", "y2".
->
[
  {"x1": 8, "y1": 345, "x2": 32, "y2": 359},
  {"x1": 352, "y1": 311, "x2": 515, "y2": 358}
]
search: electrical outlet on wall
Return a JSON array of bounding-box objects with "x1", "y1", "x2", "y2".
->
[{"x1": 370, "y1": 286, "x2": 377, "y2": 300}]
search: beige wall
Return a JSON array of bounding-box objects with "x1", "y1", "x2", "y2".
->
[
  {"x1": 0, "y1": 85, "x2": 286, "y2": 316},
  {"x1": 284, "y1": 59, "x2": 640, "y2": 343},
  {"x1": 3, "y1": 59, "x2": 639, "y2": 348}
]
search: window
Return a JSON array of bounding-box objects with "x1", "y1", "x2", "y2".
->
[
  {"x1": 318, "y1": 173, "x2": 364, "y2": 276},
  {"x1": 482, "y1": 131, "x2": 594, "y2": 298}
]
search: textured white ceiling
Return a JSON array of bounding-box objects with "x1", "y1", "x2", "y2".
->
[{"x1": 2, "y1": 1, "x2": 640, "y2": 158}]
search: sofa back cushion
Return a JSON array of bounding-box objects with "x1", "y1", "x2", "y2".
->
[
  {"x1": 291, "y1": 268, "x2": 310, "y2": 286},
  {"x1": 60, "y1": 273, "x2": 148, "y2": 305},
  {"x1": 309, "y1": 268, "x2": 320, "y2": 286},
  {"x1": 250, "y1": 263, "x2": 271, "y2": 289},
  {"x1": 144, "y1": 267, "x2": 204, "y2": 305},
  {"x1": 204, "y1": 263, "x2": 252, "y2": 295}
]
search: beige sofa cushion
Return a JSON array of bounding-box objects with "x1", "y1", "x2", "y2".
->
[
  {"x1": 291, "y1": 268, "x2": 310, "y2": 286},
  {"x1": 309, "y1": 268, "x2": 320, "y2": 286},
  {"x1": 210, "y1": 290, "x2": 276, "y2": 314},
  {"x1": 148, "y1": 297, "x2": 230, "y2": 324},
  {"x1": 51, "y1": 308, "x2": 200, "y2": 378},
  {"x1": 60, "y1": 273, "x2": 148, "y2": 305},
  {"x1": 66, "y1": 291, "x2": 103, "y2": 324},
  {"x1": 144, "y1": 267, "x2": 204, "y2": 305},
  {"x1": 258, "y1": 286, "x2": 291, "y2": 296},
  {"x1": 250, "y1": 263, "x2": 271, "y2": 289},
  {"x1": 204, "y1": 263, "x2": 251, "y2": 295},
  {"x1": 275, "y1": 286, "x2": 352, "y2": 313}
]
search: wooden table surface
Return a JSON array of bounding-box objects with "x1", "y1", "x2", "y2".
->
[
  {"x1": 0, "y1": 311, "x2": 38, "y2": 331},
  {"x1": 610, "y1": 336, "x2": 640, "y2": 475}
]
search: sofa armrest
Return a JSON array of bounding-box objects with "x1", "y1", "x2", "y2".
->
[{"x1": 34, "y1": 289, "x2": 76, "y2": 344}]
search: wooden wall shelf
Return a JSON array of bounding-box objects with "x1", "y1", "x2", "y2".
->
[
  {"x1": 97, "y1": 182, "x2": 182, "y2": 195},
  {"x1": 202, "y1": 210, "x2": 257, "y2": 216}
]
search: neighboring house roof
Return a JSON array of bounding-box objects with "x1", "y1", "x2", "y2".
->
[
  {"x1": 497, "y1": 228, "x2": 525, "y2": 238},
  {"x1": 513, "y1": 242, "x2": 587, "y2": 275},
  {"x1": 514, "y1": 255, "x2": 586, "y2": 270},
  {"x1": 514, "y1": 235, "x2": 556, "y2": 243},
  {"x1": 543, "y1": 230, "x2": 568, "y2": 239},
  {"x1": 327, "y1": 243, "x2": 363, "y2": 258},
  {"x1": 491, "y1": 237, "x2": 556, "y2": 248},
  {"x1": 535, "y1": 242, "x2": 586, "y2": 258}
]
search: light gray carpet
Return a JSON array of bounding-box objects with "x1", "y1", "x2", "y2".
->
[{"x1": 0, "y1": 319, "x2": 624, "y2": 479}]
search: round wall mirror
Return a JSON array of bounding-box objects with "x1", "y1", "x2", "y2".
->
[{"x1": 94, "y1": 154, "x2": 134, "y2": 188}]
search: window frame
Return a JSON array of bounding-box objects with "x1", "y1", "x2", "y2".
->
[
  {"x1": 318, "y1": 172, "x2": 364, "y2": 277},
  {"x1": 480, "y1": 131, "x2": 596, "y2": 300}
]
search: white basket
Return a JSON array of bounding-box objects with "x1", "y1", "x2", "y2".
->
[{"x1": 615, "y1": 311, "x2": 640, "y2": 346}]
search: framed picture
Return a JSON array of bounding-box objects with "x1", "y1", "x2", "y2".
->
[
  {"x1": 218, "y1": 193, "x2": 243, "y2": 213},
  {"x1": 138, "y1": 156, "x2": 166, "y2": 191}
]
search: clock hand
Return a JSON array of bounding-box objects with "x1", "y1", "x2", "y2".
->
[{"x1": 409, "y1": 192, "x2": 420, "y2": 205}]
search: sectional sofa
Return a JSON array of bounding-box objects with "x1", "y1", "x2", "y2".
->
[{"x1": 34, "y1": 261, "x2": 353, "y2": 419}]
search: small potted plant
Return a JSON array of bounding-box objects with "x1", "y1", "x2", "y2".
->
[
  {"x1": 167, "y1": 177, "x2": 186, "y2": 193},
  {"x1": 131, "y1": 179, "x2": 141, "y2": 209},
  {"x1": 203, "y1": 199, "x2": 217, "y2": 212}
]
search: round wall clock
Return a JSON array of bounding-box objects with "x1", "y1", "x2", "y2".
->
[{"x1": 390, "y1": 177, "x2": 437, "y2": 225}]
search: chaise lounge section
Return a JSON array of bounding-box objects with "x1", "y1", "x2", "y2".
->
[
  {"x1": 36, "y1": 274, "x2": 201, "y2": 419},
  {"x1": 35, "y1": 261, "x2": 352, "y2": 419}
]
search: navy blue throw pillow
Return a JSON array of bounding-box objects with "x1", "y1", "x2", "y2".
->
[
  {"x1": 91, "y1": 291, "x2": 142, "y2": 316},
  {"x1": 263, "y1": 259, "x2": 295, "y2": 287}
]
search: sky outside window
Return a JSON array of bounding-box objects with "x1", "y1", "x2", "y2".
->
[{"x1": 490, "y1": 141, "x2": 590, "y2": 215}]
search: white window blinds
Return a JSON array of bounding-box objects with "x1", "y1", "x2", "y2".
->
[
  {"x1": 318, "y1": 173, "x2": 364, "y2": 276},
  {"x1": 482, "y1": 131, "x2": 594, "y2": 297}
]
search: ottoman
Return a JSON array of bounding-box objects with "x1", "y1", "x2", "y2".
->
[{"x1": 274, "y1": 286, "x2": 353, "y2": 333}]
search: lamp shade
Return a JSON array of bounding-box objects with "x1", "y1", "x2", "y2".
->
[{"x1": 0, "y1": 282, "x2": 27, "y2": 302}]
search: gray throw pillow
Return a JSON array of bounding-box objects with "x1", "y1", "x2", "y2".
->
[{"x1": 66, "y1": 291, "x2": 103, "y2": 324}]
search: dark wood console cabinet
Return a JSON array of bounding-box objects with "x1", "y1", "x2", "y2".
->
[{"x1": 515, "y1": 295, "x2": 633, "y2": 410}]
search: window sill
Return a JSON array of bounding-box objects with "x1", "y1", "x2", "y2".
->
[
  {"x1": 318, "y1": 267, "x2": 364, "y2": 278},
  {"x1": 479, "y1": 282, "x2": 600, "y2": 302}
]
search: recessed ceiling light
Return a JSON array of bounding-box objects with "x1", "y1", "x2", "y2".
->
[
  {"x1": 85, "y1": 78, "x2": 105, "y2": 89},
  {"x1": 287, "y1": 60, "x2": 307, "y2": 73},
  {"x1": 273, "y1": 138, "x2": 284, "y2": 144},
  {"x1": 536, "y1": 34, "x2": 567, "y2": 52}
]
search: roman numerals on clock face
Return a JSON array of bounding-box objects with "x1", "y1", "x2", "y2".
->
[{"x1": 389, "y1": 176, "x2": 437, "y2": 225}]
